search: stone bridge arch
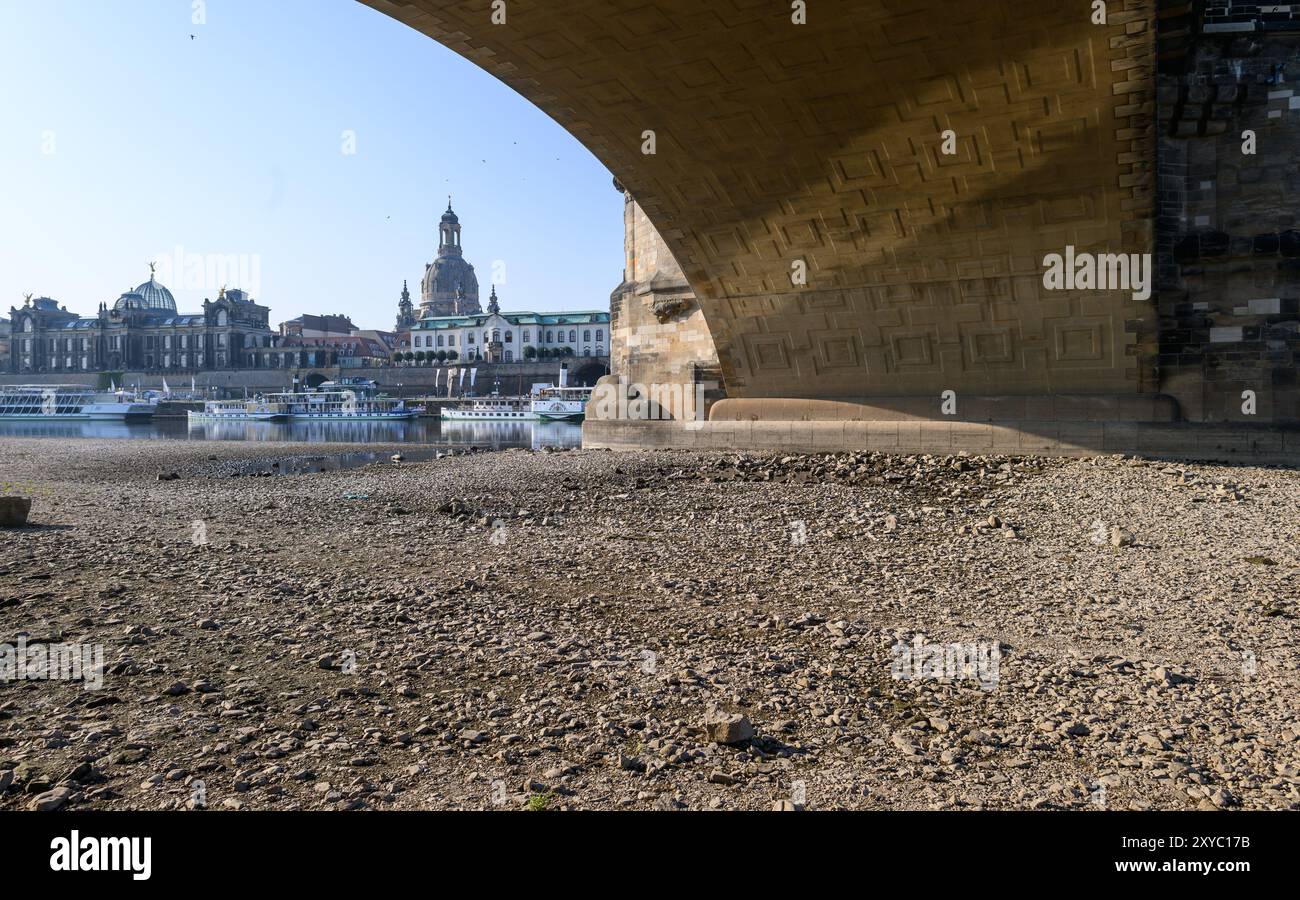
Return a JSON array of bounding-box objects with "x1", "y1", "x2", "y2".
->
[
  {"x1": 358, "y1": 2, "x2": 1295, "y2": 461},
  {"x1": 362, "y1": 0, "x2": 1153, "y2": 390}
]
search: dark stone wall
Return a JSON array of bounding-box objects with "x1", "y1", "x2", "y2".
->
[{"x1": 1158, "y1": 3, "x2": 1300, "y2": 423}]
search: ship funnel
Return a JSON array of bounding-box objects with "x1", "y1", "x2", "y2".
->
[{"x1": 559, "y1": 363, "x2": 569, "y2": 388}]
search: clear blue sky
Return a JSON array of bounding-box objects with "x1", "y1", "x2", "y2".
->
[{"x1": 0, "y1": 0, "x2": 622, "y2": 328}]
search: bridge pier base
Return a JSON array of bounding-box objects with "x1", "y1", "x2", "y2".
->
[{"x1": 582, "y1": 402, "x2": 1300, "y2": 466}]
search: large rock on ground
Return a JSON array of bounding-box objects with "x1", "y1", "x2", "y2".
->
[
  {"x1": 29, "y1": 786, "x2": 72, "y2": 812},
  {"x1": 0, "y1": 496, "x2": 31, "y2": 528},
  {"x1": 703, "y1": 712, "x2": 754, "y2": 745}
]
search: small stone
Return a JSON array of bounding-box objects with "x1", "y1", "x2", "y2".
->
[
  {"x1": 1210, "y1": 788, "x2": 1237, "y2": 808},
  {"x1": 891, "y1": 732, "x2": 920, "y2": 756},
  {"x1": 1138, "y1": 733, "x2": 1168, "y2": 752},
  {"x1": 1110, "y1": 527, "x2": 1135, "y2": 547}
]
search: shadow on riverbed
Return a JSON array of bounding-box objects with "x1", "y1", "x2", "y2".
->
[{"x1": 0, "y1": 522, "x2": 73, "y2": 533}]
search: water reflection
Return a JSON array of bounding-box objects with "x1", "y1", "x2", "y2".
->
[
  {"x1": 0, "y1": 417, "x2": 583, "y2": 449},
  {"x1": 187, "y1": 418, "x2": 428, "y2": 444},
  {"x1": 438, "y1": 419, "x2": 582, "y2": 450},
  {"x1": 0, "y1": 420, "x2": 151, "y2": 440}
]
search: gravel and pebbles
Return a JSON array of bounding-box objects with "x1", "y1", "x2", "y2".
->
[{"x1": 1, "y1": 436, "x2": 1297, "y2": 811}]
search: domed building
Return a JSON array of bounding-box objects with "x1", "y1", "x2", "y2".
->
[
  {"x1": 114, "y1": 272, "x2": 178, "y2": 313},
  {"x1": 419, "y1": 200, "x2": 481, "y2": 317},
  {"x1": 5, "y1": 266, "x2": 275, "y2": 375}
]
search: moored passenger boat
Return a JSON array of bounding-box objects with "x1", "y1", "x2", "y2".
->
[
  {"x1": 439, "y1": 395, "x2": 535, "y2": 421},
  {"x1": 530, "y1": 385, "x2": 592, "y2": 422},
  {"x1": 188, "y1": 398, "x2": 292, "y2": 422},
  {"x1": 271, "y1": 389, "x2": 416, "y2": 421},
  {"x1": 0, "y1": 385, "x2": 96, "y2": 419},
  {"x1": 83, "y1": 389, "x2": 158, "y2": 421}
]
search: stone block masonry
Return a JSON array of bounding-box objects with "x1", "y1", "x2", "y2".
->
[{"x1": 1157, "y1": 25, "x2": 1300, "y2": 425}]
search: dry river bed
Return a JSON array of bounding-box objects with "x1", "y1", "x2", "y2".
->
[{"x1": 1, "y1": 436, "x2": 1297, "y2": 811}]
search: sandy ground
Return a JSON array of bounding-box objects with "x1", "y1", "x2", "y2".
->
[{"x1": 1, "y1": 436, "x2": 1298, "y2": 811}]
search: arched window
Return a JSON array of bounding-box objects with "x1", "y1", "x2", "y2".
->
[
  {"x1": 546, "y1": 330, "x2": 553, "y2": 343},
  {"x1": 483, "y1": 331, "x2": 489, "y2": 343},
  {"x1": 505, "y1": 350, "x2": 513, "y2": 362},
  {"x1": 569, "y1": 330, "x2": 577, "y2": 342},
  {"x1": 523, "y1": 330, "x2": 531, "y2": 342},
  {"x1": 583, "y1": 330, "x2": 591, "y2": 342},
  {"x1": 492, "y1": 328, "x2": 501, "y2": 342},
  {"x1": 437, "y1": 335, "x2": 445, "y2": 347},
  {"x1": 505, "y1": 330, "x2": 513, "y2": 343},
  {"x1": 596, "y1": 329, "x2": 603, "y2": 342}
]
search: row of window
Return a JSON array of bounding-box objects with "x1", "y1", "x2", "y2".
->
[
  {"x1": 39, "y1": 353, "x2": 231, "y2": 371},
  {"x1": 21, "y1": 334, "x2": 232, "y2": 353},
  {"x1": 413, "y1": 328, "x2": 603, "y2": 349},
  {"x1": 408, "y1": 347, "x2": 604, "y2": 362}
]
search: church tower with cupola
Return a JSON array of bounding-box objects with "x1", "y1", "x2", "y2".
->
[
  {"x1": 419, "y1": 199, "x2": 481, "y2": 317},
  {"x1": 394, "y1": 280, "x2": 416, "y2": 331}
]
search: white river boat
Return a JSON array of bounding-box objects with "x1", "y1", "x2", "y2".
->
[
  {"x1": 188, "y1": 398, "x2": 292, "y2": 422},
  {"x1": 270, "y1": 390, "x2": 417, "y2": 421},
  {"x1": 529, "y1": 385, "x2": 592, "y2": 422},
  {"x1": 0, "y1": 384, "x2": 155, "y2": 420}
]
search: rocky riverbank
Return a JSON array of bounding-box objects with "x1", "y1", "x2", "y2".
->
[{"x1": 1, "y1": 436, "x2": 1298, "y2": 811}]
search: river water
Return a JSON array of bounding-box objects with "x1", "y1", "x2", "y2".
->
[{"x1": 0, "y1": 417, "x2": 583, "y2": 450}]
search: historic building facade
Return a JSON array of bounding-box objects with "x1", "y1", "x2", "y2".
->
[
  {"x1": 399, "y1": 201, "x2": 609, "y2": 365},
  {"x1": 409, "y1": 285, "x2": 608, "y2": 363},
  {"x1": 5, "y1": 268, "x2": 277, "y2": 374}
]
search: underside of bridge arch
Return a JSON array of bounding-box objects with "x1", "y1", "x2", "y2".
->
[{"x1": 360, "y1": 1, "x2": 1296, "y2": 461}]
